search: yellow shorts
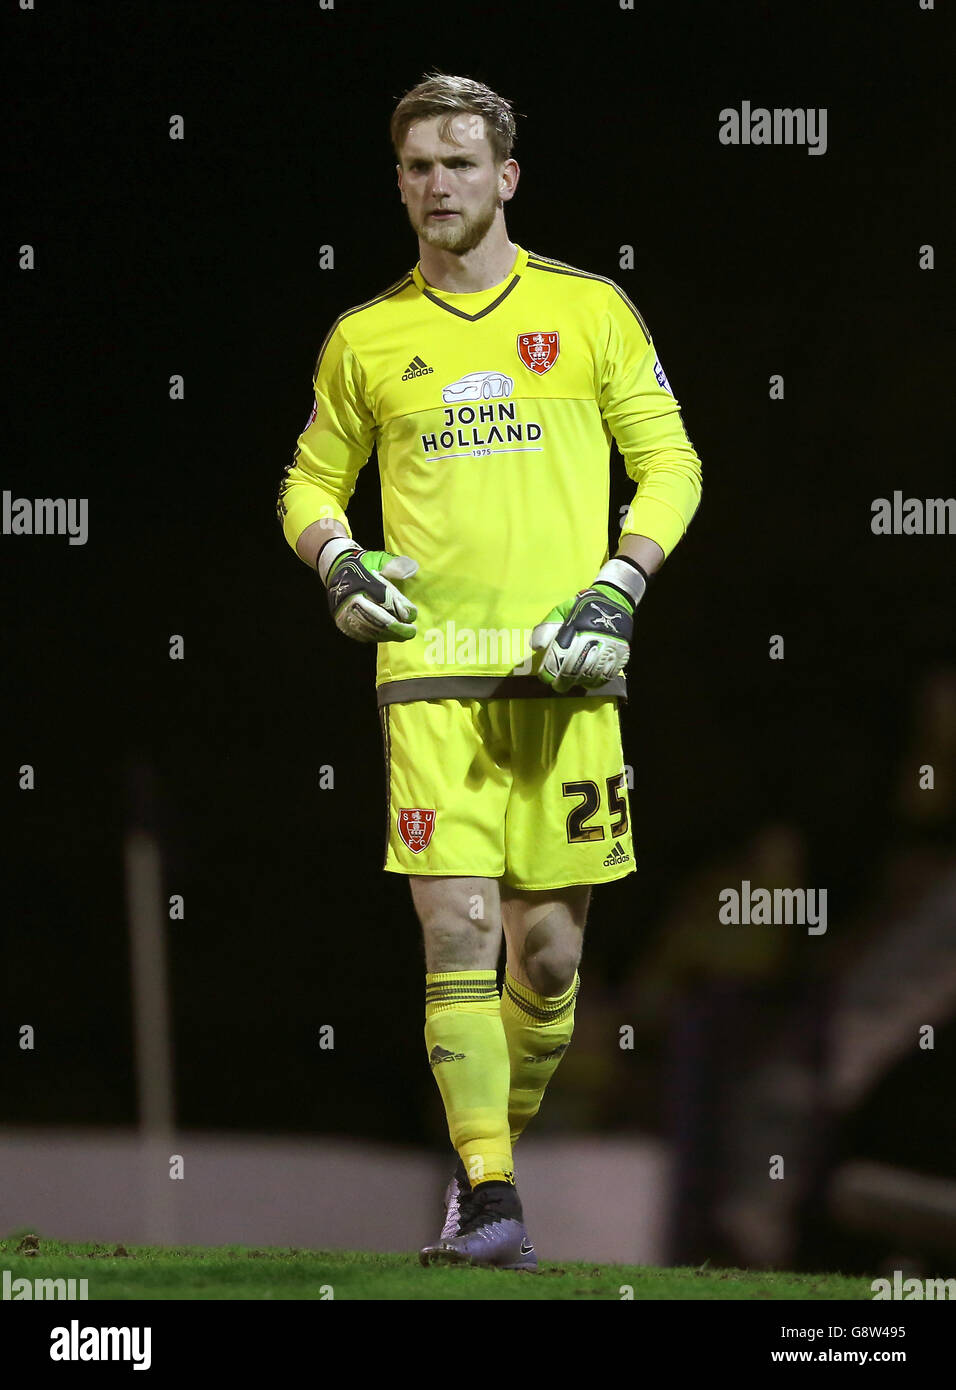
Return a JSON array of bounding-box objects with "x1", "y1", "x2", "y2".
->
[{"x1": 378, "y1": 697, "x2": 636, "y2": 891}]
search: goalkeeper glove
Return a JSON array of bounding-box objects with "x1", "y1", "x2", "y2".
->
[
  {"x1": 316, "y1": 536, "x2": 419, "y2": 643},
  {"x1": 531, "y1": 556, "x2": 648, "y2": 693}
]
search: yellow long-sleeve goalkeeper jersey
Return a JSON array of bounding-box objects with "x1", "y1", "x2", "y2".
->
[{"x1": 277, "y1": 244, "x2": 702, "y2": 708}]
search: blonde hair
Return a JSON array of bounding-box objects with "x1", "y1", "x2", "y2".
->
[{"x1": 391, "y1": 70, "x2": 518, "y2": 166}]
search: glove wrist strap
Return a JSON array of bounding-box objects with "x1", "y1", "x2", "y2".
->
[
  {"x1": 316, "y1": 536, "x2": 362, "y2": 586},
  {"x1": 595, "y1": 556, "x2": 648, "y2": 607}
]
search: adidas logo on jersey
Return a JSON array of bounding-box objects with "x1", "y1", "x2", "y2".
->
[
  {"x1": 429, "y1": 1044, "x2": 466, "y2": 1067},
  {"x1": 603, "y1": 840, "x2": 630, "y2": 867},
  {"x1": 402, "y1": 355, "x2": 434, "y2": 380}
]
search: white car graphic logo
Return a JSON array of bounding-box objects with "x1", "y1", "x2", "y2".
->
[{"x1": 442, "y1": 370, "x2": 514, "y2": 403}]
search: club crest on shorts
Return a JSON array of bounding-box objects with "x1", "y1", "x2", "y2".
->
[
  {"x1": 517, "y1": 331, "x2": 559, "y2": 375},
  {"x1": 398, "y1": 808, "x2": 436, "y2": 853}
]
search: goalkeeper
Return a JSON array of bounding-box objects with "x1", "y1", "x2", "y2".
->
[{"x1": 277, "y1": 72, "x2": 701, "y2": 1272}]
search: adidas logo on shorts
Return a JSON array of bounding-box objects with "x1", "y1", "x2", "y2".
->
[{"x1": 602, "y1": 840, "x2": 631, "y2": 868}]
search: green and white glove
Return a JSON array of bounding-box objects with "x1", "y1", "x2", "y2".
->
[
  {"x1": 317, "y1": 536, "x2": 419, "y2": 643},
  {"x1": 531, "y1": 556, "x2": 648, "y2": 692}
]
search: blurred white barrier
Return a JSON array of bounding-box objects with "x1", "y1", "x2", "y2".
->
[{"x1": 0, "y1": 1128, "x2": 669, "y2": 1265}]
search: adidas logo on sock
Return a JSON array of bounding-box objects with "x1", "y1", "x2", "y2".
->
[
  {"x1": 402, "y1": 355, "x2": 434, "y2": 380},
  {"x1": 603, "y1": 840, "x2": 631, "y2": 867},
  {"x1": 429, "y1": 1044, "x2": 466, "y2": 1067},
  {"x1": 523, "y1": 1042, "x2": 570, "y2": 1064}
]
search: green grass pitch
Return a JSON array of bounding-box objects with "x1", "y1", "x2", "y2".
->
[{"x1": 1, "y1": 1236, "x2": 877, "y2": 1300}]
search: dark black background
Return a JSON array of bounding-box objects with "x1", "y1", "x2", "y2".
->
[{"x1": 4, "y1": 0, "x2": 952, "y2": 1213}]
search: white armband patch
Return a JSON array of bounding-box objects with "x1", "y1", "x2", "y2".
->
[{"x1": 653, "y1": 357, "x2": 673, "y2": 395}]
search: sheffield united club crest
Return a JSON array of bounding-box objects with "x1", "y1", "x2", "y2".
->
[
  {"x1": 398, "y1": 808, "x2": 436, "y2": 853},
  {"x1": 517, "y1": 331, "x2": 559, "y2": 375}
]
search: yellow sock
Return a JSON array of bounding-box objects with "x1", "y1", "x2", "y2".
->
[
  {"x1": 424, "y1": 970, "x2": 514, "y2": 1188},
  {"x1": 501, "y1": 968, "x2": 579, "y2": 1145}
]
